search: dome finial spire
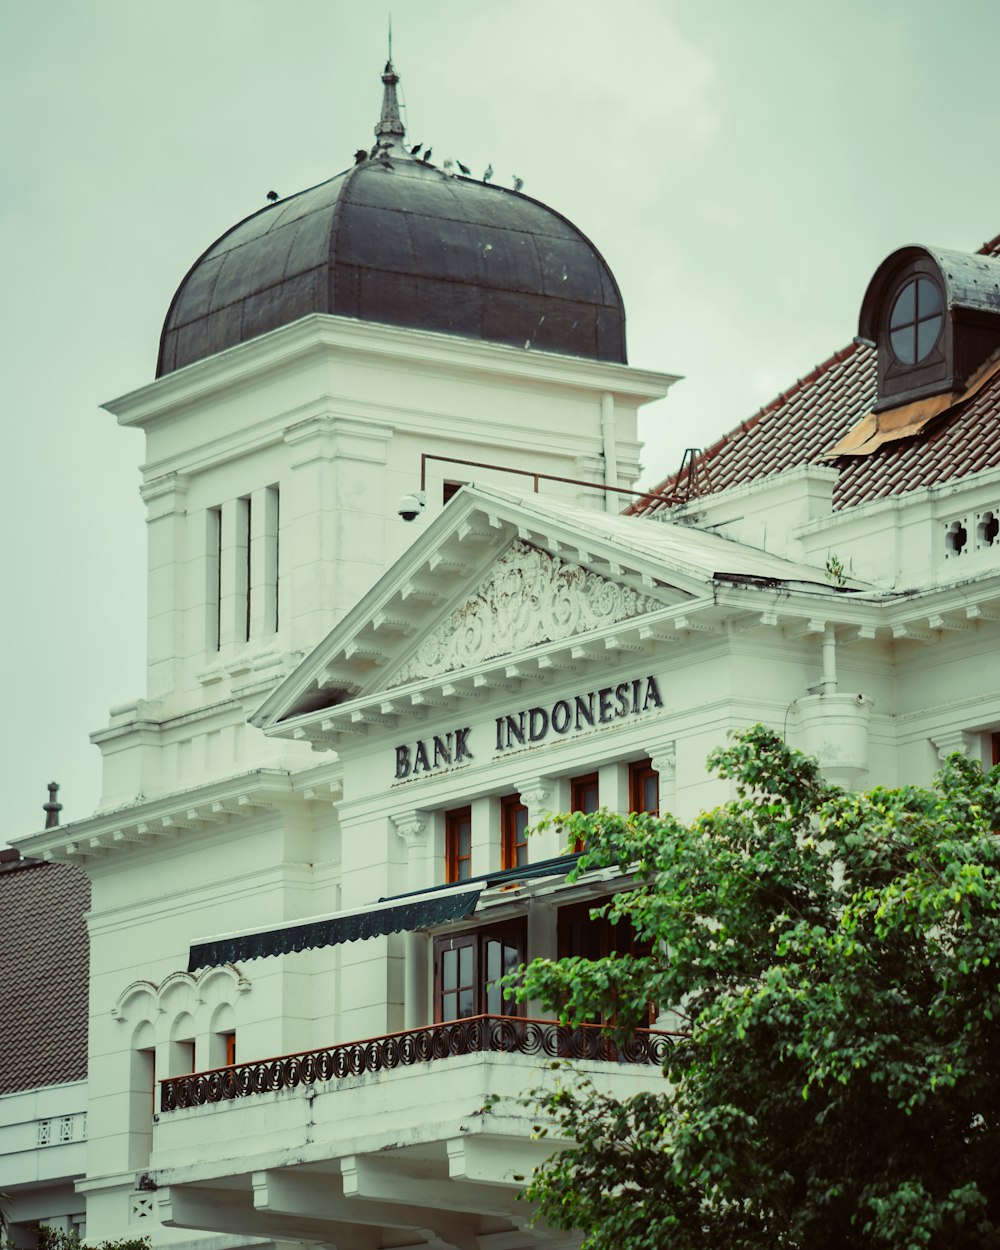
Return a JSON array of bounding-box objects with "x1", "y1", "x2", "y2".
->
[{"x1": 375, "y1": 51, "x2": 405, "y2": 146}]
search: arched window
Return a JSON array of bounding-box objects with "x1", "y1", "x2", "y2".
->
[{"x1": 888, "y1": 276, "x2": 943, "y2": 365}]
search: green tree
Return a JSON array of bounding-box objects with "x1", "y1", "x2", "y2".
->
[
  {"x1": 1, "y1": 1228, "x2": 148, "y2": 1250},
  {"x1": 508, "y1": 726, "x2": 1000, "y2": 1249}
]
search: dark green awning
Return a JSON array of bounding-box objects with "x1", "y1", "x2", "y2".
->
[{"x1": 188, "y1": 887, "x2": 482, "y2": 972}]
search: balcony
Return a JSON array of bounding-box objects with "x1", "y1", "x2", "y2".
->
[
  {"x1": 160, "y1": 1014, "x2": 673, "y2": 1111},
  {"x1": 150, "y1": 1017, "x2": 675, "y2": 1248}
]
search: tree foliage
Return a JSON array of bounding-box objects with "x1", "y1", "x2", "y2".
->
[
  {"x1": 508, "y1": 726, "x2": 1000, "y2": 1249},
  {"x1": 1, "y1": 1227, "x2": 148, "y2": 1250}
]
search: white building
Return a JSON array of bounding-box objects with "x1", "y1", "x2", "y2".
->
[{"x1": 6, "y1": 60, "x2": 1000, "y2": 1250}]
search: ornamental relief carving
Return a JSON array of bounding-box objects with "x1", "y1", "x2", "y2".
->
[{"x1": 387, "y1": 541, "x2": 660, "y2": 688}]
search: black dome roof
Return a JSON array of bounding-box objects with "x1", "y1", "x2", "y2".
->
[{"x1": 157, "y1": 65, "x2": 626, "y2": 377}]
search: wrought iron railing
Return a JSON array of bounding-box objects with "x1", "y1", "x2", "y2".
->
[{"x1": 159, "y1": 1015, "x2": 674, "y2": 1111}]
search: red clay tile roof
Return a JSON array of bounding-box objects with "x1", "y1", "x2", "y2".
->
[
  {"x1": 641, "y1": 233, "x2": 1000, "y2": 514},
  {"x1": 0, "y1": 855, "x2": 89, "y2": 1095}
]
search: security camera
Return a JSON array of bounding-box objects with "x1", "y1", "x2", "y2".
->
[{"x1": 397, "y1": 492, "x2": 426, "y2": 522}]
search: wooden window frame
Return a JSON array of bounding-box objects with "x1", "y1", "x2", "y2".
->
[
  {"x1": 558, "y1": 898, "x2": 654, "y2": 1025},
  {"x1": 433, "y1": 921, "x2": 527, "y2": 1023},
  {"x1": 570, "y1": 772, "x2": 599, "y2": 852},
  {"x1": 628, "y1": 759, "x2": 659, "y2": 814},
  {"x1": 445, "y1": 806, "x2": 473, "y2": 883},
  {"x1": 501, "y1": 795, "x2": 529, "y2": 870}
]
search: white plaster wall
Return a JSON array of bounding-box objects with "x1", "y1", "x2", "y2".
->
[{"x1": 93, "y1": 317, "x2": 670, "y2": 813}]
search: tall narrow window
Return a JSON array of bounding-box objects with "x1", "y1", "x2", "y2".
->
[
  {"x1": 445, "y1": 807, "x2": 473, "y2": 883},
  {"x1": 128, "y1": 1021, "x2": 156, "y2": 1166},
  {"x1": 434, "y1": 922, "x2": 526, "y2": 1022},
  {"x1": 270, "y1": 485, "x2": 280, "y2": 633},
  {"x1": 243, "y1": 495, "x2": 252, "y2": 642},
  {"x1": 207, "y1": 507, "x2": 222, "y2": 651},
  {"x1": 558, "y1": 900, "x2": 652, "y2": 1025},
  {"x1": 628, "y1": 760, "x2": 659, "y2": 814},
  {"x1": 570, "y1": 772, "x2": 599, "y2": 852},
  {"x1": 501, "y1": 796, "x2": 529, "y2": 870}
]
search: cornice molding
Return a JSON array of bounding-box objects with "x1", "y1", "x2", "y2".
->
[
  {"x1": 103, "y1": 315, "x2": 678, "y2": 431},
  {"x1": 12, "y1": 769, "x2": 296, "y2": 864}
]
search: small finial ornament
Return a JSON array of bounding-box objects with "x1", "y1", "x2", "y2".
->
[
  {"x1": 375, "y1": 57, "x2": 405, "y2": 146},
  {"x1": 44, "y1": 781, "x2": 62, "y2": 830}
]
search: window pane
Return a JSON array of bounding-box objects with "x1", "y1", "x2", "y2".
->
[
  {"x1": 442, "y1": 948, "x2": 457, "y2": 988},
  {"x1": 916, "y1": 276, "x2": 942, "y2": 317},
  {"x1": 487, "y1": 981, "x2": 501, "y2": 1015},
  {"x1": 916, "y1": 314, "x2": 942, "y2": 360},
  {"x1": 890, "y1": 280, "x2": 915, "y2": 328},
  {"x1": 890, "y1": 326, "x2": 915, "y2": 365},
  {"x1": 487, "y1": 940, "x2": 501, "y2": 983},
  {"x1": 442, "y1": 991, "x2": 457, "y2": 1020},
  {"x1": 459, "y1": 945, "x2": 473, "y2": 984},
  {"x1": 459, "y1": 988, "x2": 475, "y2": 1017}
]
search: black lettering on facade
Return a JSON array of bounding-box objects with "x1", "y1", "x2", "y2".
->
[
  {"x1": 505, "y1": 713, "x2": 526, "y2": 747},
  {"x1": 574, "y1": 693, "x2": 595, "y2": 730},
  {"x1": 495, "y1": 717, "x2": 504, "y2": 751},
  {"x1": 615, "y1": 682, "x2": 630, "y2": 718},
  {"x1": 528, "y1": 706, "x2": 549, "y2": 742},
  {"x1": 433, "y1": 734, "x2": 452, "y2": 767},
  {"x1": 631, "y1": 678, "x2": 641, "y2": 713},
  {"x1": 413, "y1": 740, "x2": 431, "y2": 773},
  {"x1": 643, "y1": 675, "x2": 664, "y2": 710},
  {"x1": 455, "y1": 727, "x2": 473, "y2": 762},
  {"x1": 598, "y1": 686, "x2": 615, "y2": 723},
  {"x1": 395, "y1": 745, "x2": 411, "y2": 779},
  {"x1": 551, "y1": 700, "x2": 571, "y2": 734}
]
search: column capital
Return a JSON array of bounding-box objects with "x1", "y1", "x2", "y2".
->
[
  {"x1": 285, "y1": 413, "x2": 394, "y2": 465},
  {"x1": 140, "y1": 471, "x2": 190, "y2": 514},
  {"x1": 391, "y1": 809, "x2": 431, "y2": 846},
  {"x1": 648, "y1": 740, "x2": 676, "y2": 780},
  {"x1": 929, "y1": 730, "x2": 975, "y2": 761}
]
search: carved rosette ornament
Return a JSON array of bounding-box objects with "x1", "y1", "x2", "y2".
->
[{"x1": 388, "y1": 542, "x2": 659, "y2": 687}]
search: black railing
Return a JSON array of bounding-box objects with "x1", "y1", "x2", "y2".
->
[{"x1": 160, "y1": 1015, "x2": 674, "y2": 1111}]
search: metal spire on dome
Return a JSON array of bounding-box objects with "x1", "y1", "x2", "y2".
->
[{"x1": 375, "y1": 57, "x2": 406, "y2": 146}]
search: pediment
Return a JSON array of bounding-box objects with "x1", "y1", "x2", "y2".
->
[
  {"x1": 251, "y1": 487, "x2": 708, "y2": 740},
  {"x1": 382, "y1": 539, "x2": 662, "y2": 689}
]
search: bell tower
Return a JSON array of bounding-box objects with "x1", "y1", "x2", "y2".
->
[{"x1": 92, "y1": 61, "x2": 674, "y2": 812}]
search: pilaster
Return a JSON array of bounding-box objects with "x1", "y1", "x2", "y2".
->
[
  {"x1": 516, "y1": 777, "x2": 560, "y2": 861},
  {"x1": 285, "y1": 415, "x2": 394, "y2": 652},
  {"x1": 142, "y1": 472, "x2": 189, "y2": 700},
  {"x1": 648, "y1": 741, "x2": 677, "y2": 815}
]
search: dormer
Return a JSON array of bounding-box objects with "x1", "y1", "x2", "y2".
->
[{"x1": 859, "y1": 245, "x2": 1000, "y2": 411}]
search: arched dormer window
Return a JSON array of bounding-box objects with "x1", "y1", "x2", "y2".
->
[
  {"x1": 859, "y1": 246, "x2": 1000, "y2": 414},
  {"x1": 888, "y1": 275, "x2": 944, "y2": 366}
]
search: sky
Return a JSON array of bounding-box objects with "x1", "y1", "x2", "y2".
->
[{"x1": 3, "y1": 0, "x2": 1000, "y2": 838}]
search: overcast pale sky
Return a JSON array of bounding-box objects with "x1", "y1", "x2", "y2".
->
[{"x1": 3, "y1": 0, "x2": 999, "y2": 838}]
